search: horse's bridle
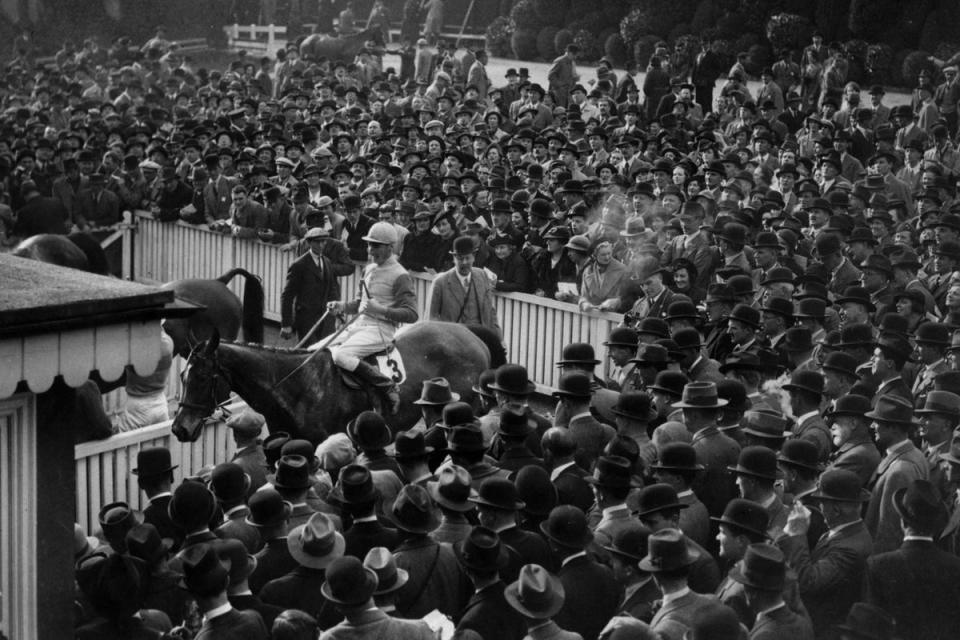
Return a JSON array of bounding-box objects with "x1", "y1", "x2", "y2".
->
[{"x1": 179, "y1": 349, "x2": 234, "y2": 422}]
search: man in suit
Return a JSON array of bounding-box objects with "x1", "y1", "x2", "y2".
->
[
  {"x1": 816, "y1": 233, "x2": 862, "y2": 298},
  {"x1": 824, "y1": 394, "x2": 882, "y2": 487},
  {"x1": 133, "y1": 446, "x2": 183, "y2": 551},
  {"x1": 603, "y1": 527, "x2": 659, "y2": 622},
  {"x1": 552, "y1": 371, "x2": 616, "y2": 471},
  {"x1": 320, "y1": 555, "x2": 435, "y2": 640},
  {"x1": 542, "y1": 506, "x2": 622, "y2": 640},
  {"x1": 641, "y1": 529, "x2": 719, "y2": 640},
  {"x1": 864, "y1": 395, "x2": 929, "y2": 553},
  {"x1": 915, "y1": 391, "x2": 960, "y2": 497},
  {"x1": 429, "y1": 235, "x2": 501, "y2": 338},
  {"x1": 865, "y1": 480, "x2": 960, "y2": 640},
  {"x1": 455, "y1": 527, "x2": 527, "y2": 640},
  {"x1": 227, "y1": 410, "x2": 269, "y2": 495},
  {"x1": 543, "y1": 427, "x2": 594, "y2": 514},
  {"x1": 869, "y1": 333, "x2": 915, "y2": 407},
  {"x1": 330, "y1": 465, "x2": 398, "y2": 559},
  {"x1": 912, "y1": 323, "x2": 952, "y2": 410},
  {"x1": 734, "y1": 544, "x2": 814, "y2": 640},
  {"x1": 547, "y1": 44, "x2": 580, "y2": 108},
  {"x1": 466, "y1": 49, "x2": 491, "y2": 102},
  {"x1": 280, "y1": 226, "x2": 355, "y2": 345},
  {"x1": 783, "y1": 371, "x2": 832, "y2": 462},
  {"x1": 627, "y1": 267, "x2": 692, "y2": 322},
  {"x1": 674, "y1": 328, "x2": 723, "y2": 384},
  {"x1": 248, "y1": 488, "x2": 299, "y2": 595},
  {"x1": 504, "y1": 564, "x2": 583, "y2": 640},
  {"x1": 586, "y1": 456, "x2": 645, "y2": 548},
  {"x1": 473, "y1": 477, "x2": 553, "y2": 580},
  {"x1": 777, "y1": 469, "x2": 873, "y2": 638},
  {"x1": 210, "y1": 462, "x2": 260, "y2": 554}
]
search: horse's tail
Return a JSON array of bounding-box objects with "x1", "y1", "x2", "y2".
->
[
  {"x1": 217, "y1": 268, "x2": 265, "y2": 344},
  {"x1": 465, "y1": 324, "x2": 507, "y2": 368}
]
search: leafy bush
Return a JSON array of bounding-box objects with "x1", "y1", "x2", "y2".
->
[
  {"x1": 485, "y1": 16, "x2": 514, "y2": 58},
  {"x1": 669, "y1": 22, "x2": 693, "y2": 42},
  {"x1": 746, "y1": 43, "x2": 772, "y2": 75},
  {"x1": 620, "y1": 9, "x2": 653, "y2": 43},
  {"x1": 511, "y1": 28, "x2": 540, "y2": 60},
  {"x1": 600, "y1": 0, "x2": 631, "y2": 28},
  {"x1": 578, "y1": 11, "x2": 607, "y2": 35},
  {"x1": 919, "y1": 9, "x2": 960, "y2": 53},
  {"x1": 537, "y1": 26, "x2": 560, "y2": 59},
  {"x1": 692, "y1": 0, "x2": 720, "y2": 33},
  {"x1": 901, "y1": 50, "x2": 935, "y2": 84},
  {"x1": 737, "y1": 0, "x2": 772, "y2": 34},
  {"x1": 500, "y1": 0, "x2": 515, "y2": 16},
  {"x1": 619, "y1": 0, "x2": 695, "y2": 41},
  {"x1": 848, "y1": 0, "x2": 899, "y2": 41},
  {"x1": 634, "y1": 34, "x2": 662, "y2": 68},
  {"x1": 532, "y1": 0, "x2": 567, "y2": 27},
  {"x1": 814, "y1": 0, "x2": 850, "y2": 42},
  {"x1": 715, "y1": 12, "x2": 748, "y2": 39},
  {"x1": 554, "y1": 29, "x2": 574, "y2": 55},
  {"x1": 573, "y1": 29, "x2": 603, "y2": 63},
  {"x1": 509, "y1": 0, "x2": 544, "y2": 31},
  {"x1": 734, "y1": 32, "x2": 761, "y2": 56},
  {"x1": 604, "y1": 33, "x2": 629, "y2": 66},
  {"x1": 766, "y1": 13, "x2": 813, "y2": 55}
]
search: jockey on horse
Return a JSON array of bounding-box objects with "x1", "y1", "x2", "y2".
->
[{"x1": 322, "y1": 222, "x2": 418, "y2": 413}]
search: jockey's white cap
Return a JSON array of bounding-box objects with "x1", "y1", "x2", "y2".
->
[{"x1": 363, "y1": 222, "x2": 398, "y2": 246}]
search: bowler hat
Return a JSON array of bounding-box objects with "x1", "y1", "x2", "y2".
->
[
  {"x1": 761, "y1": 296, "x2": 794, "y2": 320},
  {"x1": 914, "y1": 390, "x2": 960, "y2": 418},
  {"x1": 860, "y1": 254, "x2": 893, "y2": 276},
  {"x1": 329, "y1": 464, "x2": 379, "y2": 505},
  {"x1": 450, "y1": 235, "x2": 478, "y2": 256},
  {"x1": 636, "y1": 318, "x2": 671, "y2": 339},
  {"x1": 835, "y1": 285, "x2": 876, "y2": 311},
  {"x1": 672, "y1": 328, "x2": 704, "y2": 351},
  {"x1": 392, "y1": 430, "x2": 434, "y2": 460},
  {"x1": 132, "y1": 446, "x2": 177, "y2": 477},
  {"x1": 347, "y1": 411, "x2": 392, "y2": 450},
  {"x1": 753, "y1": 231, "x2": 781, "y2": 249},
  {"x1": 686, "y1": 602, "x2": 742, "y2": 640},
  {"x1": 711, "y1": 498, "x2": 770, "y2": 538},
  {"x1": 781, "y1": 327, "x2": 814, "y2": 352},
  {"x1": 875, "y1": 332, "x2": 914, "y2": 361},
  {"x1": 488, "y1": 364, "x2": 536, "y2": 395},
  {"x1": 649, "y1": 370, "x2": 690, "y2": 398},
  {"x1": 664, "y1": 300, "x2": 701, "y2": 322},
  {"x1": 672, "y1": 381, "x2": 728, "y2": 409},
  {"x1": 650, "y1": 443, "x2": 703, "y2": 472},
  {"x1": 837, "y1": 323, "x2": 876, "y2": 348},
  {"x1": 274, "y1": 455, "x2": 312, "y2": 490},
  {"x1": 810, "y1": 469, "x2": 871, "y2": 502},
  {"x1": 741, "y1": 409, "x2": 789, "y2": 439},
  {"x1": 825, "y1": 394, "x2": 872, "y2": 420},
  {"x1": 515, "y1": 466, "x2": 558, "y2": 517},
  {"x1": 225, "y1": 410, "x2": 266, "y2": 437},
  {"x1": 635, "y1": 483, "x2": 688, "y2": 517},
  {"x1": 727, "y1": 275, "x2": 756, "y2": 298},
  {"x1": 364, "y1": 546, "x2": 409, "y2": 595},
  {"x1": 794, "y1": 298, "x2": 826, "y2": 320},
  {"x1": 728, "y1": 446, "x2": 779, "y2": 481},
  {"x1": 413, "y1": 377, "x2": 460, "y2": 405},
  {"x1": 287, "y1": 512, "x2": 346, "y2": 569},
  {"x1": 428, "y1": 464, "x2": 478, "y2": 512},
  {"x1": 552, "y1": 371, "x2": 594, "y2": 399},
  {"x1": 848, "y1": 227, "x2": 876, "y2": 245},
  {"x1": 602, "y1": 527, "x2": 650, "y2": 563},
  {"x1": 540, "y1": 505, "x2": 593, "y2": 549},
  {"x1": 321, "y1": 556, "x2": 379, "y2": 605},
  {"x1": 706, "y1": 284, "x2": 737, "y2": 304},
  {"x1": 778, "y1": 439, "x2": 821, "y2": 473},
  {"x1": 611, "y1": 391, "x2": 657, "y2": 421},
  {"x1": 728, "y1": 304, "x2": 761, "y2": 328},
  {"x1": 758, "y1": 267, "x2": 795, "y2": 286},
  {"x1": 246, "y1": 488, "x2": 293, "y2": 527},
  {"x1": 782, "y1": 370, "x2": 824, "y2": 396},
  {"x1": 585, "y1": 455, "x2": 641, "y2": 490},
  {"x1": 555, "y1": 342, "x2": 600, "y2": 366},
  {"x1": 387, "y1": 484, "x2": 440, "y2": 533},
  {"x1": 893, "y1": 479, "x2": 947, "y2": 532},
  {"x1": 447, "y1": 424, "x2": 486, "y2": 453},
  {"x1": 472, "y1": 477, "x2": 526, "y2": 511},
  {"x1": 915, "y1": 321, "x2": 951, "y2": 346},
  {"x1": 210, "y1": 462, "x2": 250, "y2": 503},
  {"x1": 814, "y1": 233, "x2": 842, "y2": 257},
  {"x1": 441, "y1": 402, "x2": 477, "y2": 429},
  {"x1": 168, "y1": 482, "x2": 215, "y2": 530},
  {"x1": 604, "y1": 327, "x2": 639, "y2": 348},
  {"x1": 935, "y1": 240, "x2": 960, "y2": 261},
  {"x1": 730, "y1": 543, "x2": 786, "y2": 591},
  {"x1": 835, "y1": 602, "x2": 894, "y2": 640},
  {"x1": 716, "y1": 222, "x2": 748, "y2": 246},
  {"x1": 638, "y1": 529, "x2": 699, "y2": 572},
  {"x1": 455, "y1": 526, "x2": 509, "y2": 572},
  {"x1": 180, "y1": 543, "x2": 229, "y2": 596},
  {"x1": 498, "y1": 410, "x2": 533, "y2": 438},
  {"x1": 504, "y1": 564, "x2": 566, "y2": 619},
  {"x1": 719, "y1": 352, "x2": 765, "y2": 375},
  {"x1": 630, "y1": 344, "x2": 670, "y2": 367}
]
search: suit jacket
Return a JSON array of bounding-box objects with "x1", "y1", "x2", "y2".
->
[
  {"x1": 619, "y1": 578, "x2": 660, "y2": 622},
  {"x1": 393, "y1": 535, "x2": 468, "y2": 620},
  {"x1": 281, "y1": 251, "x2": 345, "y2": 339},
  {"x1": 677, "y1": 491, "x2": 711, "y2": 550},
  {"x1": 687, "y1": 355, "x2": 724, "y2": 384},
  {"x1": 872, "y1": 377, "x2": 913, "y2": 407},
  {"x1": 228, "y1": 593, "x2": 285, "y2": 629},
  {"x1": 777, "y1": 521, "x2": 873, "y2": 638},
  {"x1": 864, "y1": 539, "x2": 960, "y2": 640},
  {"x1": 344, "y1": 519, "x2": 399, "y2": 559},
  {"x1": 526, "y1": 619, "x2": 585, "y2": 640},
  {"x1": 828, "y1": 258, "x2": 862, "y2": 297},
  {"x1": 321, "y1": 607, "x2": 435, "y2": 640},
  {"x1": 552, "y1": 463, "x2": 595, "y2": 513},
  {"x1": 457, "y1": 580, "x2": 527, "y2": 640},
  {"x1": 824, "y1": 436, "x2": 881, "y2": 488},
  {"x1": 429, "y1": 267, "x2": 501, "y2": 337},
  {"x1": 195, "y1": 608, "x2": 269, "y2": 640},
  {"x1": 567, "y1": 414, "x2": 617, "y2": 471},
  {"x1": 259, "y1": 566, "x2": 341, "y2": 629},
  {"x1": 76, "y1": 188, "x2": 121, "y2": 228},
  {"x1": 555, "y1": 555, "x2": 623, "y2": 640},
  {"x1": 691, "y1": 426, "x2": 741, "y2": 518},
  {"x1": 249, "y1": 538, "x2": 299, "y2": 595},
  {"x1": 650, "y1": 590, "x2": 719, "y2": 640},
  {"x1": 217, "y1": 506, "x2": 261, "y2": 553},
  {"x1": 143, "y1": 494, "x2": 183, "y2": 551},
  {"x1": 911, "y1": 359, "x2": 950, "y2": 409},
  {"x1": 631, "y1": 288, "x2": 691, "y2": 322},
  {"x1": 865, "y1": 441, "x2": 929, "y2": 553},
  {"x1": 793, "y1": 413, "x2": 832, "y2": 463},
  {"x1": 749, "y1": 604, "x2": 814, "y2": 640},
  {"x1": 231, "y1": 444, "x2": 269, "y2": 495}
]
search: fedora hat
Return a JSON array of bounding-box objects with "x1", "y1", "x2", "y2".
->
[
  {"x1": 321, "y1": 556, "x2": 379, "y2": 606},
  {"x1": 672, "y1": 381, "x2": 728, "y2": 409},
  {"x1": 835, "y1": 285, "x2": 876, "y2": 311},
  {"x1": 168, "y1": 482, "x2": 215, "y2": 531},
  {"x1": 814, "y1": 232, "x2": 842, "y2": 257},
  {"x1": 515, "y1": 466, "x2": 558, "y2": 517},
  {"x1": 778, "y1": 439, "x2": 821, "y2": 473},
  {"x1": 346, "y1": 411, "x2": 392, "y2": 450},
  {"x1": 728, "y1": 446, "x2": 779, "y2": 481},
  {"x1": 825, "y1": 394, "x2": 872, "y2": 420},
  {"x1": 413, "y1": 377, "x2": 460, "y2": 405},
  {"x1": 741, "y1": 409, "x2": 789, "y2": 439},
  {"x1": 728, "y1": 304, "x2": 761, "y2": 328},
  {"x1": 730, "y1": 543, "x2": 786, "y2": 591},
  {"x1": 441, "y1": 402, "x2": 478, "y2": 429},
  {"x1": 585, "y1": 455, "x2": 641, "y2": 490},
  {"x1": 893, "y1": 479, "x2": 947, "y2": 532},
  {"x1": 447, "y1": 424, "x2": 486, "y2": 453},
  {"x1": 455, "y1": 526, "x2": 509, "y2": 572},
  {"x1": 552, "y1": 371, "x2": 594, "y2": 399},
  {"x1": 428, "y1": 464, "x2": 478, "y2": 512},
  {"x1": 488, "y1": 363, "x2": 536, "y2": 396},
  {"x1": 210, "y1": 462, "x2": 250, "y2": 503},
  {"x1": 387, "y1": 484, "x2": 439, "y2": 533},
  {"x1": 821, "y1": 352, "x2": 860, "y2": 380},
  {"x1": 604, "y1": 327, "x2": 640, "y2": 348},
  {"x1": 758, "y1": 266, "x2": 795, "y2": 287},
  {"x1": 811, "y1": 469, "x2": 871, "y2": 502},
  {"x1": 132, "y1": 446, "x2": 177, "y2": 477},
  {"x1": 860, "y1": 254, "x2": 893, "y2": 276},
  {"x1": 125, "y1": 523, "x2": 172, "y2": 565},
  {"x1": 611, "y1": 391, "x2": 657, "y2": 422},
  {"x1": 782, "y1": 370, "x2": 824, "y2": 396},
  {"x1": 864, "y1": 394, "x2": 915, "y2": 426},
  {"x1": 603, "y1": 527, "x2": 650, "y2": 563},
  {"x1": 245, "y1": 488, "x2": 293, "y2": 527},
  {"x1": 364, "y1": 546, "x2": 409, "y2": 595},
  {"x1": 180, "y1": 542, "x2": 229, "y2": 596},
  {"x1": 915, "y1": 321, "x2": 951, "y2": 346},
  {"x1": 650, "y1": 443, "x2": 703, "y2": 473},
  {"x1": 498, "y1": 409, "x2": 533, "y2": 438},
  {"x1": 635, "y1": 483, "x2": 688, "y2": 517},
  {"x1": 540, "y1": 505, "x2": 593, "y2": 549},
  {"x1": 638, "y1": 529, "x2": 699, "y2": 572},
  {"x1": 649, "y1": 370, "x2": 690, "y2": 398},
  {"x1": 835, "y1": 602, "x2": 894, "y2": 640},
  {"x1": 504, "y1": 564, "x2": 566, "y2": 619},
  {"x1": 287, "y1": 512, "x2": 346, "y2": 569},
  {"x1": 472, "y1": 477, "x2": 526, "y2": 511},
  {"x1": 392, "y1": 429, "x2": 434, "y2": 460},
  {"x1": 274, "y1": 455, "x2": 312, "y2": 491},
  {"x1": 555, "y1": 342, "x2": 600, "y2": 366},
  {"x1": 711, "y1": 498, "x2": 769, "y2": 538},
  {"x1": 329, "y1": 464, "x2": 379, "y2": 505},
  {"x1": 914, "y1": 390, "x2": 960, "y2": 418}
]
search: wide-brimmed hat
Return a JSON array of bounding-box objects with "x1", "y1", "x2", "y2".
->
[
  {"x1": 915, "y1": 390, "x2": 960, "y2": 419},
  {"x1": 741, "y1": 409, "x2": 789, "y2": 439},
  {"x1": 893, "y1": 479, "x2": 948, "y2": 532},
  {"x1": 329, "y1": 464, "x2": 380, "y2": 505},
  {"x1": 552, "y1": 371, "x2": 594, "y2": 399},
  {"x1": 132, "y1": 446, "x2": 177, "y2": 477},
  {"x1": 555, "y1": 342, "x2": 600, "y2": 366},
  {"x1": 413, "y1": 377, "x2": 460, "y2": 405},
  {"x1": 611, "y1": 391, "x2": 657, "y2": 421},
  {"x1": 730, "y1": 543, "x2": 786, "y2": 591},
  {"x1": 638, "y1": 529, "x2": 699, "y2": 572},
  {"x1": 488, "y1": 363, "x2": 536, "y2": 395},
  {"x1": 672, "y1": 381, "x2": 728, "y2": 409},
  {"x1": 392, "y1": 430, "x2": 434, "y2": 460},
  {"x1": 346, "y1": 411, "x2": 392, "y2": 450},
  {"x1": 711, "y1": 498, "x2": 769, "y2": 538},
  {"x1": 540, "y1": 505, "x2": 593, "y2": 549},
  {"x1": 782, "y1": 370, "x2": 824, "y2": 396},
  {"x1": 864, "y1": 395, "x2": 915, "y2": 426},
  {"x1": 428, "y1": 464, "x2": 477, "y2": 512},
  {"x1": 810, "y1": 469, "x2": 871, "y2": 502},
  {"x1": 635, "y1": 483, "x2": 688, "y2": 517},
  {"x1": 504, "y1": 564, "x2": 566, "y2": 619},
  {"x1": 446, "y1": 424, "x2": 486, "y2": 453},
  {"x1": 778, "y1": 439, "x2": 821, "y2": 473},
  {"x1": 650, "y1": 443, "x2": 703, "y2": 473},
  {"x1": 168, "y1": 482, "x2": 215, "y2": 530},
  {"x1": 321, "y1": 556, "x2": 379, "y2": 605},
  {"x1": 585, "y1": 455, "x2": 641, "y2": 490},
  {"x1": 287, "y1": 512, "x2": 346, "y2": 569},
  {"x1": 387, "y1": 484, "x2": 440, "y2": 533},
  {"x1": 835, "y1": 602, "x2": 895, "y2": 640},
  {"x1": 728, "y1": 446, "x2": 779, "y2": 481},
  {"x1": 245, "y1": 488, "x2": 293, "y2": 527},
  {"x1": 364, "y1": 546, "x2": 409, "y2": 595},
  {"x1": 180, "y1": 542, "x2": 229, "y2": 596},
  {"x1": 274, "y1": 455, "x2": 312, "y2": 490}
]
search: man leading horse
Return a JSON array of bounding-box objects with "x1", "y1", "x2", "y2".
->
[{"x1": 321, "y1": 222, "x2": 418, "y2": 413}]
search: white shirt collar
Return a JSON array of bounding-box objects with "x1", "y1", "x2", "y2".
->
[
  {"x1": 550, "y1": 460, "x2": 577, "y2": 481},
  {"x1": 561, "y1": 551, "x2": 587, "y2": 567},
  {"x1": 203, "y1": 603, "x2": 233, "y2": 622},
  {"x1": 569, "y1": 411, "x2": 593, "y2": 422},
  {"x1": 148, "y1": 492, "x2": 172, "y2": 504},
  {"x1": 661, "y1": 586, "x2": 691, "y2": 605},
  {"x1": 797, "y1": 410, "x2": 820, "y2": 425}
]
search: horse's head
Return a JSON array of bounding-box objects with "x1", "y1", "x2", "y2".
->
[{"x1": 172, "y1": 331, "x2": 229, "y2": 442}]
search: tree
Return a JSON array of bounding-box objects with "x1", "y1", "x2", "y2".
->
[{"x1": 766, "y1": 13, "x2": 813, "y2": 56}]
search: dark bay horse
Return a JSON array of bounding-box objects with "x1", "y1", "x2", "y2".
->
[
  {"x1": 12, "y1": 232, "x2": 110, "y2": 274},
  {"x1": 299, "y1": 27, "x2": 384, "y2": 62},
  {"x1": 171, "y1": 322, "x2": 491, "y2": 445},
  {"x1": 161, "y1": 268, "x2": 265, "y2": 358}
]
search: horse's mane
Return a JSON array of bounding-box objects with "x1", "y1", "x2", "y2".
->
[{"x1": 223, "y1": 340, "x2": 322, "y2": 356}]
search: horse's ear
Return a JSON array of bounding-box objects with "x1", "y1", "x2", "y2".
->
[{"x1": 206, "y1": 330, "x2": 220, "y2": 354}]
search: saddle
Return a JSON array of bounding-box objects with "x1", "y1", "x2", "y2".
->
[{"x1": 339, "y1": 344, "x2": 406, "y2": 390}]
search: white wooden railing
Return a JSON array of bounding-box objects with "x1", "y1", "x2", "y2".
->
[{"x1": 223, "y1": 24, "x2": 287, "y2": 55}]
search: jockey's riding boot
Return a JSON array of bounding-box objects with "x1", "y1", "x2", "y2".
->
[{"x1": 353, "y1": 361, "x2": 400, "y2": 414}]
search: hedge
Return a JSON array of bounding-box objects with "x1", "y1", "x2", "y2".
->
[
  {"x1": 537, "y1": 26, "x2": 560, "y2": 60},
  {"x1": 511, "y1": 28, "x2": 540, "y2": 61},
  {"x1": 485, "y1": 16, "x2": 514, "y2": 58}
]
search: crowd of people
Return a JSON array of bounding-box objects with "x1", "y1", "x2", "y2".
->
[{"x1": 5, "y1": 17, "x2": 959, "y2": 640}]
